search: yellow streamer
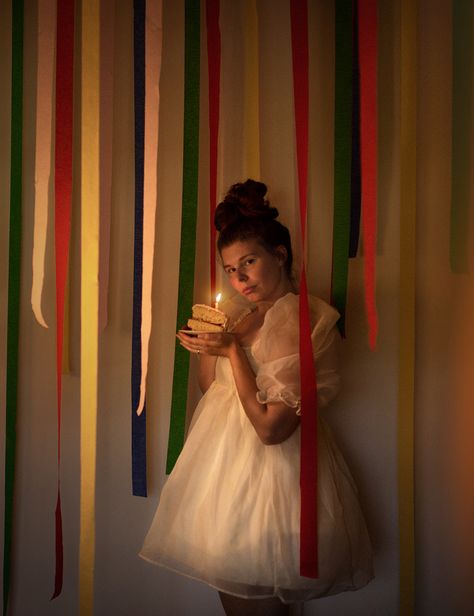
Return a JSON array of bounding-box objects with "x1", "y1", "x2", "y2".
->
[
  {"x1": 399, "y1": 1, "x2": 417, "y2": 614},
  {"x1": 243, "y1": 0, "x2": 260, "y2": 179},
  {"x1": 80, "y1": 0, "x2": 100, "y2": 614}
]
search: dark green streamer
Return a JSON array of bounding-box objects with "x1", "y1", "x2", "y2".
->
[
  {"x1": 3, "y1": 1, "x2": 23, "y2": 614},
  {"x1": 331, "y1": 0, "x2": 353, "y2": 336},
  {"x1": 451, "y1": 0, "x2": 472, "y2": 273},
  {"x1": 166, "y1": 0, "x2": 201, "y2": 474}
]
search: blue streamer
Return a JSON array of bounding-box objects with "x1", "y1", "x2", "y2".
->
[{"x1": 132, "y1": 0, "x2": 147, "y2": 497}]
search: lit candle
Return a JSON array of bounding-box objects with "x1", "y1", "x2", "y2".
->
[{"x1": 214, "y1": 292, "x2": 222, "y2": 310}]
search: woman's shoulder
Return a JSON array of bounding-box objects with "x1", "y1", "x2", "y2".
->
[
  {"x1": 251, "y1": 293, "x2": 340, "y2": 360},
  {"x1": 264, "y1": 292, "x2": 340, "y2": 332},
  {"x1": 308, "y1": 295, "x2": 340, "y2": 333}
]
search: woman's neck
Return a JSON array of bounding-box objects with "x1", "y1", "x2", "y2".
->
[{"x1": 255, "y1": 279, "x2": 295, "y2": 314}]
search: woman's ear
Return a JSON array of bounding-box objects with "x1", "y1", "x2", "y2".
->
[{"x1": 275, "y1": 245, "x2": 288, "y2": 266}]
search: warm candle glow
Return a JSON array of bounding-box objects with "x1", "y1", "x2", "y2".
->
[{"x1": 215, "y1": 292, "x2": 222, "y2": 310}]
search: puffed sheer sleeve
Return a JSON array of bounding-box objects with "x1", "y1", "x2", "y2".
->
[{"x1": 251, "y1": 294, "x2": 341, "y2": 413}]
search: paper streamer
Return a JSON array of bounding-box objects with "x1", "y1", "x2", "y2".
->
[
  {"x1": 358, "y1": 0, "x2": 378, "y2": 350},
  {"x1": 32, "y1": 0, "x2": 55, "y2": 328},
  {"x1": 399, "y1": 2, "x2": 416, "y2": 613},
  {"x1": 3, "y1": 2, "x2": 23, "y2": 614},
  {"x1": 132, "y1": 0, "x2": 163, "y2": 498},
  {"x1": 136, "y1": 0, "x2": 163, "y2": 418},
  {"x1": 331, "y1": 0, "x2": 353, "y2": 337},
  {"x1": 206, "y1": 0, "x2": 221, "y2": 301},
  {"x1": 349, "y1": 0, "x2": 361, "y2": 258},
  {"x1": 51, "y1": 0, "x2": 75, "y2": 598},
  {"x1": 131, "y1": 0, "x2": 147, "y2": 496},
  {"x1": 62, "y1": 273, "x2": 71, "y2": 375},
  {"x1": 450, "y1": 0, "x2": 472, "y2": 274},
  {"x1": 80, "y1": 0, "x2": 100, "y2": 612},
  {"x1": 290, "y1": 0, "x2": 319, "y2": 578},
  {"x1": 99, "y1": 0, "x2": 116, "y2": 330},
  {"x1": 243, "y1": 0, "x2": 260, "y2": 179},
  {"x1": 166, "y1": 0, "x2": 200, "y2": 474}
]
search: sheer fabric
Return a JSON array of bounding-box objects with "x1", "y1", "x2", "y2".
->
[{"x1": 139, "y1": 293, "x2": 374, "y2": 603}]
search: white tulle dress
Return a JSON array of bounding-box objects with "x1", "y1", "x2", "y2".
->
[{"x1": 139, "y1": 293, "x2": 374, "y2": 603}]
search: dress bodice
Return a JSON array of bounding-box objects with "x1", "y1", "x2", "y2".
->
[{"x1": 214, "y1": 349, "x2": 258, "y2": 389}]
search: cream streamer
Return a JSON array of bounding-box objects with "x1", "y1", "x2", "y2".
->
[
  {"x1": 80, "y1": 0, "x2": 100, "y2": 613},
  {"x1": 136, "y1": 0, "x2": 163, "y2": 416},
  {"x1": 32, "y1": 0, "x2": 56, "y2": 328},
  {"x1": 243, "y1": 0, "x2": 260, "y2": 179}
]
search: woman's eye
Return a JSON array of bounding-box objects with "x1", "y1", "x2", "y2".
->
[
  {"x1": 225, "y1": 268, "x2": 235, "y2": 275},
  {"x1": 245, "y1": 259, "x2": 255, "y2": 266}
]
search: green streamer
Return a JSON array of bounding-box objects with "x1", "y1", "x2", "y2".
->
[
  {"x1": 451, "y1": 0, "x2": 472, "y2": 273},
  {"x1": 166, "y1": 0, "x2": 201, "y2": 474},
  {"x1": 331, "y1": 0, "x2": 353, "y2": 335},
  {"x1": 3, "y1": 2, "x2": 23, "y2": 614}
]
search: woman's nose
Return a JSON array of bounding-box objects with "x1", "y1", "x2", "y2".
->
[{"x1": 238, "y1": 269, "x2": 248, "y2": 281}]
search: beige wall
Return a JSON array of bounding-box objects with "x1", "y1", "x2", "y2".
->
[{"x1": 0, "y1": 1, "x2": 472, "y2": 614}]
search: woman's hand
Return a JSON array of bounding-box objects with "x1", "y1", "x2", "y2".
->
[{"x1": 176, "y1": 331, "x2": 239, "y2": 358}]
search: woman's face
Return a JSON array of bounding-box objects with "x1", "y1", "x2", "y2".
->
[{"x1": 220, "y1": 239, "x2": 291, "y2": 304}]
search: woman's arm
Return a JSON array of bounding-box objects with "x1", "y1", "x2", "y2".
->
[
  {"x1": 227, "y1": 344, "x2": 300, "y2": 445},
  {"x1": 179, "y1": 332, "x2": 299, "y2": 445},
  {"x1": 176, "y1": 332, "x2": 217, "y2": 394},
  {"x1": 197, "y1": 353, "x2": 218, "y2": 394},
  {"x1": 178, "y1": 318, "x2": 340, "y2": 443}
]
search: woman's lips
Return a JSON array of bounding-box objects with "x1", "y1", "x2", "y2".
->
[{"x1": 243, "y1": 286, "x2": 256, "y2": 295}]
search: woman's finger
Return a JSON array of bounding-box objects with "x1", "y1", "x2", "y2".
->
[
  {"x1": 177, "y1": 331, "x2": 235, "y2": 357},
  {"x1": 177, "y1": 334, "x2": 202, "y2": 354}
]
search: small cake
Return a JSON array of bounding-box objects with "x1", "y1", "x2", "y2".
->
[{"x1": 187, "y1": 304, "x2": 229, "y2": 332}]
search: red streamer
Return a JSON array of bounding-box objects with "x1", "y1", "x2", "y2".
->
[
  {"x1": 358, "y1": 0, "x2": 378, "y2": 349},
  {"x1": 206, "y1": 0, "x2": 221, "y2": 301},
  {"x1": 290, "y1": 0, "x2": 319, "y2": 578},
  {"x1": 52, "y1": 0, "x2": 75, "y2": 599}
]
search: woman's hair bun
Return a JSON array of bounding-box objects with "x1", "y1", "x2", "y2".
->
[{"x1": 214, "y1": 179, "x2": 279, "y2": 231}]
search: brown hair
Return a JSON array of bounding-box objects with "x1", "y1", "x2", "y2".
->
[{"x1": 214, "y1": 179, "x2": 293, "y2": 277}]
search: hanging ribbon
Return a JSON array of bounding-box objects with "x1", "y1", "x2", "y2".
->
[
  {"x1": 243, "y1": 0, "x2": 260, "y2": 179},
  {"x1": 51, "y1": 0, "x2": 75, "y2": 598},
  {"x1": 399, "y1": 2, "x2": 416, "y2": 613},
  {"x1": 166, "y1": 0, "x2": 200, "y2": 474},
  {"x1": 331, "y1": 0, "x2": 353, "y2": 337},
  {"x1": 80, "y1": 0, "x2": 100, "y2": 612},
  {"x1": 349, "y1": 0, "x2": 361, "y2": 258},
  {"x1": 206, "y1": 0, "x2": 221, "y2": 301},
  {"x1": 3, "y1": 2, "x2": 23, "y2": 614},
  {"x1": 136, "y1": 0, "x2": 163, "y2": 418},
  {"x1": 358, "y1": 0, "x2": 378, "y2": 350},
  {"x1": 99, "y1": 0, "x2": 116, "y2": 330},
  {"x1": 132, "y1": 0, "x2": 163, "y2": 497},
  {"x1": 290, "y1": 0, "x2": 319, "y2": 579},
  {"x1": 32, "y1": 0, "x2": 55, "y2": 329},
  {"x1": 450, "y1": 0, "x2": 472, "y2": 274},
  {"x1": 62, "y1": 275, "x2": 71, "y2": 375},
  {"x1": 131, "y1": 0, "x2": 147, "y2": 496}
]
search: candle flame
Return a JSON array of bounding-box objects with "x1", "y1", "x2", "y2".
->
[{"x1": 216, "y1": 292, "x2": 222, "y2": 303}]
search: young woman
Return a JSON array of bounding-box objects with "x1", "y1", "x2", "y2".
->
[{"x1": 140, "y1": 180, "x2": 374, "y2": 616}]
